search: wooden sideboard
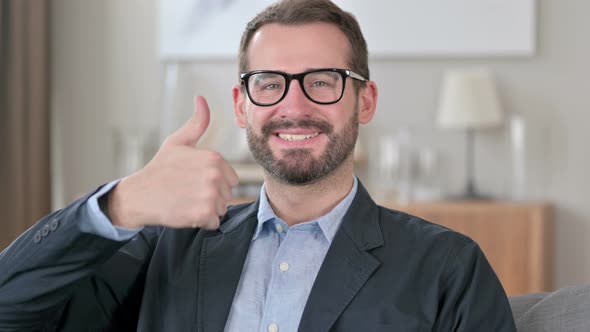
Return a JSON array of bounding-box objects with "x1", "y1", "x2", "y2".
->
[{"x1": 386, "y1": 201, "x2": 554, "y2": 296}]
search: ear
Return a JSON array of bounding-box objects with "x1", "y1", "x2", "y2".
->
[
  {"x1": 357, "y1": 81, "x2": 378, "y2": 124},
  {"x1": 232, "y1": 84, "x2": 247, "y2": 128}
]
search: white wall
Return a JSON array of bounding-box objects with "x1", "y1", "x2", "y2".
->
[
  {"x1": 51, "y1": 0, "x2": 163, "y2": 206},
  {"x1": 51, "y1": 0, "x2": 590, "y2": 288}
]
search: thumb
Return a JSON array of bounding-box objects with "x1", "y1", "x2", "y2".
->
[{"x1": 167, "y1": 96, "x2": 211, "y2": 146}]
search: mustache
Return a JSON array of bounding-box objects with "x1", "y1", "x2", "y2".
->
[{"x1": 261, "y1": 119, "x2": 334, "y2": 137}]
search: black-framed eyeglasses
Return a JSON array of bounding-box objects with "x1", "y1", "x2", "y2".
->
[{"x1": 240, "y1": 68, "x2": 368, "y2": 107}]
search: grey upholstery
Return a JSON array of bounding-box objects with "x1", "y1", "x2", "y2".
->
[{"x1": 509, "y1": 284, "x2": 590, "y2": 331}]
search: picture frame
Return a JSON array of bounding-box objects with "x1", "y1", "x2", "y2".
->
[{"x1": 158, "y1": 0, "x2": 536, "y2": 60}]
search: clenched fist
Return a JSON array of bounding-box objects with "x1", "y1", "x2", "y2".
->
[{"x1": 107, "y1": 96, "x2": 240, "y2": 230}]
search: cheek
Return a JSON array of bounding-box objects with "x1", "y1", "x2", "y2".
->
[
  {"x1": 327, "y1": 101, "x2": 358, "y2": 129},
  {"x1": 250, "y1": 99, "x2": 281, "y2": 117},
  {"x1": 241, "y1": 103, "x2": 256, "y2": 123},
  {"x1": 244, "y1": 105, "x2": 270, "y2": 131}
]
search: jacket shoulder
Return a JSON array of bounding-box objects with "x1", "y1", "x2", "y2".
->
[{"x1": 376, "y1": 205, "x2": 474, "y2": 255}]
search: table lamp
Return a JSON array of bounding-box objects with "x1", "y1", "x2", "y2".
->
[{"x1": 437, "y1": 67, "x2": 503, "y2": 199}]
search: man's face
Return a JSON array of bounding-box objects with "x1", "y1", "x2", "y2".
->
[{"x1": 233, "y1": 22, "x2": 375, "y2": 185}]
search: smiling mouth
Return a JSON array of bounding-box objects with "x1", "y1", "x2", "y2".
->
[{"x1": 277, "y1": 133, "x2": 320, "y2": 141}]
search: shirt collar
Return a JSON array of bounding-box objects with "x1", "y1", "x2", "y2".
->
[{"x1": 253, "y1": 176, "x2": 358, "y2": 243}]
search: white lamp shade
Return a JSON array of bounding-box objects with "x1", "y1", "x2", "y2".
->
[{"x1": 437, "y1": 67, "x2": 503, "y2": 129}]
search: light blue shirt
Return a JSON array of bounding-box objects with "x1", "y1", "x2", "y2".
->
[
  {"x1": 224, "y1": 177, "x2": 358, "y2": 332},
  {"x1": 83, "y1": 177, "x2": 358, "y2": 332}
]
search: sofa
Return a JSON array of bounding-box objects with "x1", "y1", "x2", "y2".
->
[{"x1": 509, "y1": 284, "x2": 590, "y2": 331}]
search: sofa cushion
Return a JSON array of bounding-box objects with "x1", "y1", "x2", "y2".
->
[{"x1": 509, "y1": 284, "x2": 590, "y2": 331}]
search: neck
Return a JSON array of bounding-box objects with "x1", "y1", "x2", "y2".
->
[{"x1": 263, "y1": 156, "x2": 355, "y2": 226}]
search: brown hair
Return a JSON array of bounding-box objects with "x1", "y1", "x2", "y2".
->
[{"x1": 238, "y1": 0, "x2": 369, "y2": 88}]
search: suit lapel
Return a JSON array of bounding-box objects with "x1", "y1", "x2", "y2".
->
[
  {"x1": 298, "y1": 182, "x2": 384, "y2": 332},
  {"x1": 197, "y1": 202, "x2": 259, "y2": 332}
]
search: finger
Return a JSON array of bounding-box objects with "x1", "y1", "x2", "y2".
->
[
  {"x1": 219, "y1": 182, "x2": 233, "y2": 202},
  {"x1": 201, "y1": 216, "x2": 221, "y2": 230},
  {"x1": 219, "y1": 160, "x2": 240, "y2": 188},
  {"x1": 166, "y1": 96, "x2": 211, "y2": 147},
  {"x1": 192, "y1": 203, "x2": 222, "y2": 230},
  {"x1": 215, "y1": 197, "x2": 227, "y2": 217},
  {"x1": 192, "y1": 215, "x2": 220, "y2": 230}
]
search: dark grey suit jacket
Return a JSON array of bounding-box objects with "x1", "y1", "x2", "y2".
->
[{"x1": 0, "y1": 182, "x2": 516, "y2": 331}]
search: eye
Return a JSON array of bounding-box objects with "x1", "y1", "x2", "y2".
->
[
  {"x1": 251, "y1": 73, "x2": 284, "y2": 92},
  {"x1": 262, "y1": 83, "x2": 282, "y2": 90},
  {"x1": 311, "y1": 80, "x2": 330, "y2": 88},
  {"x1": 306, "y1": 71, "x2": 340, "y2": 89}
]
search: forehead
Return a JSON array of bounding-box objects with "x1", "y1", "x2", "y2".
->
[{"x1": 246, "y1": 22, "x2": 351, "y2": 72}]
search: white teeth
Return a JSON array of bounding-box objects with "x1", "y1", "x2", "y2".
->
[{"x1": 278, "y1": 133, "x2": 319, "y2": 141}]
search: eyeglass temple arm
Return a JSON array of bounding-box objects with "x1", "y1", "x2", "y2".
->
[{"x1": 347, "y1": 70, "x2": 368, "y2": 82}]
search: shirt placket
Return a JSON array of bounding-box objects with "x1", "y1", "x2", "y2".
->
[{"x1": 260, "y1": 221, "x2": 293, "y2": 332}]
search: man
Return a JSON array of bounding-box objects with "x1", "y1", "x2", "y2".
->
[{"x1": 0, "y1": 0, "x2": 516, "y2": 331}]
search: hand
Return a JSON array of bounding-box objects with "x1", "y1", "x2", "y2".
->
[{"x1": 108, "y1": 96, "x2": 240, "y2": 230}]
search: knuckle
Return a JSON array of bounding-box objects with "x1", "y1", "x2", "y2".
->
[
  {"x1": 206, "y1": 151, "x2": 223, "y2": 163},
  {"x1": 211, "y1": 151, "x2": 223, "y2": 160},
  {"x1": 199, "y1": 205, "x2": 217, "y2": 219},
  {"x1": 207, "y1": 169, "x2": 223, "y2": 183},
  {"x1": 202, "y1": 188, "x2": 219, "y2": 202},
  {"x1": 230, "y1": 175, "x2": 240, "y2": 187},
  {"x1": 203, "y1": 219, "x2": 219, "y2": 230},
  {"x1": 221, "y1": 187, "x2": 232, "y2": 200}
]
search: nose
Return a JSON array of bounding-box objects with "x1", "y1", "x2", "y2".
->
[{"x1": 276, "y1": 79, "x2": 313, "y2": 118}]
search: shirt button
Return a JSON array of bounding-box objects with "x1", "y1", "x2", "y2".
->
[
  {"x1": 275, "y1": 224, "x2": 284, "y2": 233},
  {"x1": 268, "y1": 323, "x2": 279, "y2": 332},
  {"x1": 279, "y1": 262, "x2": 289, "y2": 272}
]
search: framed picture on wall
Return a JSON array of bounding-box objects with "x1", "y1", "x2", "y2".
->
[{"x1": 158, "y1": 0, "x2": 536, "y2": 59}]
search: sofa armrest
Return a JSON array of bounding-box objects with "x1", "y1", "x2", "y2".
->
[{"x1": 509, "y1": 284, "x2": 590, "y2": 331}]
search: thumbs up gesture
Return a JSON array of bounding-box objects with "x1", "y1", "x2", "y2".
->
[{"x1": 107, "y1": 96, "x2": 240, "y2": 230}]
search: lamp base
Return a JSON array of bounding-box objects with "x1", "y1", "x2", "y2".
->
[
  {"x1": 446, "y1": 191, "x2": 494, "y2": 201},
  {"x1": 447, "y1": 180, "x2": 494, "y2": 201}
]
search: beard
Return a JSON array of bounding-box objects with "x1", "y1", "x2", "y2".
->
[{"x1": 247, "y1": 108, "x2": 359, "y2": 185}]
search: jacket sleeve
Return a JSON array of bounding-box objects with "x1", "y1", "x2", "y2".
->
[
  {"x1": 0, "y1": 186, "x2": 160, "y2": 331},
  {"x1": 433, "y1": 240, "x2": 517, "y2": 332}
]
